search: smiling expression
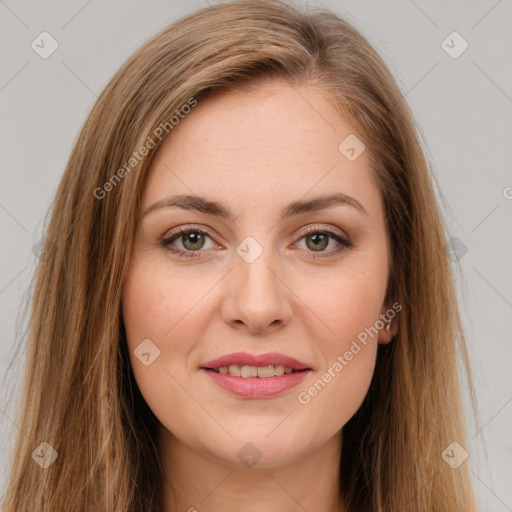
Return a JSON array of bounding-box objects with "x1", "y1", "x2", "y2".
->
[{"x1": 121, "y1": 79, "x2": 393, "y2": 467}]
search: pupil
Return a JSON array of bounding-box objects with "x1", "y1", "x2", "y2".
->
[
  {"x1": 308, "y1": 233, "x2": 328, "y2": 251},
  {"x1": 185, "y1": 233, "x2": 203, "y2": 249}
]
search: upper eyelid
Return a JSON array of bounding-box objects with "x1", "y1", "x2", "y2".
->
[
  {"x1": 300, "y1": 224, "x2": 348, "y2": 238},
  {"x1": 162, "y1": 224, "x2": 349, "y2": 247},
  {"x1": 163, "y1": 224, "x2": 219, "y2": 243}
]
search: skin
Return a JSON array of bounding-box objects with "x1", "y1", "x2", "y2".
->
[{"x1": 121, "y1": 79, "x2": 397, "y2": 512}]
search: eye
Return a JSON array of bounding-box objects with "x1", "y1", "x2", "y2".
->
[
  {"x1": 294, "y1": 226, "x2": 352, "y2": 259},
  {"x1": 160, "y1": 226, "x2": 217, "y2": 259},
  {"x1": 159, "y1": 224, "x2": 352, "y2": 260}
]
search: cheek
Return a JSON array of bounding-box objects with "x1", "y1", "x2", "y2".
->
[
  {"x1": 291, "y1": 266, "x2": 385, "y2": 426},
  {"x1": 304, "y1": 264, "x2": 386, "y2": 352},
  {"x1": 121, "y1": 259, "x2": 215, "y2": 421},
  {"x1": 295, "y1": 293, "x2": 379, "y2": 434},
  {"x1": 122, "y1": 257, "x2": 211, "y2": 344}
]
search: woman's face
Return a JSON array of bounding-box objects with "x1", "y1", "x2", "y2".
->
[{"x1": 122, "y1": 80, "x2": 394, "y2": 468}]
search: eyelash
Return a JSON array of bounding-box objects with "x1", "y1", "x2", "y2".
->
[{"x1": 159, "y1": 224, "x2": 352, "y2": 260}]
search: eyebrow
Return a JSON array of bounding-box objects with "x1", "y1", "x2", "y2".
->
[{"x1": 142, "y1": 192, "x2": 368, "y2": 219}]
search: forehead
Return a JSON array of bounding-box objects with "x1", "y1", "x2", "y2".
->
[{"x1": 142, "y1": 80, "x2": 382, "y2": 221}]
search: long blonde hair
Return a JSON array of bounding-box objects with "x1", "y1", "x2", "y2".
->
[{"x1": 2, "y1": 1, "x2": 479, "y2": 510}]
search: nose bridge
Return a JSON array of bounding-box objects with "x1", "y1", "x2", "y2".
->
[
  {"x1": 236, "y1": 234, "x2": 282, "y2": 303},
  {"x1": 223, "y1": 234, "x2": 292, "y2": 332}
]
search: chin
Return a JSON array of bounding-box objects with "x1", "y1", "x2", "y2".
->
[{"x1": 199, "y1": 425, "x2": 316, "y2": 469}]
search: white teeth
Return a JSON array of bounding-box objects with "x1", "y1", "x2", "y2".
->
[
  {"x1": 257, "y1": 365, "x2": 275, "y2": 378},
  {"x1": 228, "y1": 365, "x2": 241, "y2": 376},
  {"x1": 241, "y1": 365, "x2": 258, "y2": 378},
  {"x1": 216, "y1": 364, "x2": 296, "y2": 377},
  {"x1": 273, "y1": 364, "x2": 285, "y2": 376}
]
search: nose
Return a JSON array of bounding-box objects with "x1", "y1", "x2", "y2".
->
[{"x1": 221, "y1": 244, "x2": 293, "y2": 335}]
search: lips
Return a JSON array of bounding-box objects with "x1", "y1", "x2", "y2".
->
[
  {"x1": 200, "y1": 352, "x2": 313, "y2": 398},
  {"x1": 200, "y1": 352, "x2": 311, "y2": 371},
  {"x1": 201, "y1": 367, "x2": 310, "y2": 398}
]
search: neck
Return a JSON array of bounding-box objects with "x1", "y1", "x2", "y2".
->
[{"x1": 158, "y1": 428, "x2": 344, "y2": 512}]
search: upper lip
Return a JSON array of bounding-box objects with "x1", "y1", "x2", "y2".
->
[{"x1": 200, "y1": 352, "x2": 311, "y2": 371}]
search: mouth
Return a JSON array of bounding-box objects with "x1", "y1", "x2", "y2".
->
[
  {"x1": 203, "y1": 365, "x2": 309, "y2": 378},
  {"x1": 200, "y1": 366, "x2": 311, "y2": 398},
  {"x1": 200, "y1": 351, "x2": 312, "y2": 376},
  {"x1": 199, "y1": 352, "x2": 312, "y2": 398}
]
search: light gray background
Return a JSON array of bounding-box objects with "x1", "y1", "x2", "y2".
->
[{"x1": 1, "y1": 0, "x2": 511, "y2": 510}]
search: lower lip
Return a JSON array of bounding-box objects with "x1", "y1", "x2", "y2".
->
[{"x1": 200, "y1": 368, "x2": 310, "y2": 398}]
